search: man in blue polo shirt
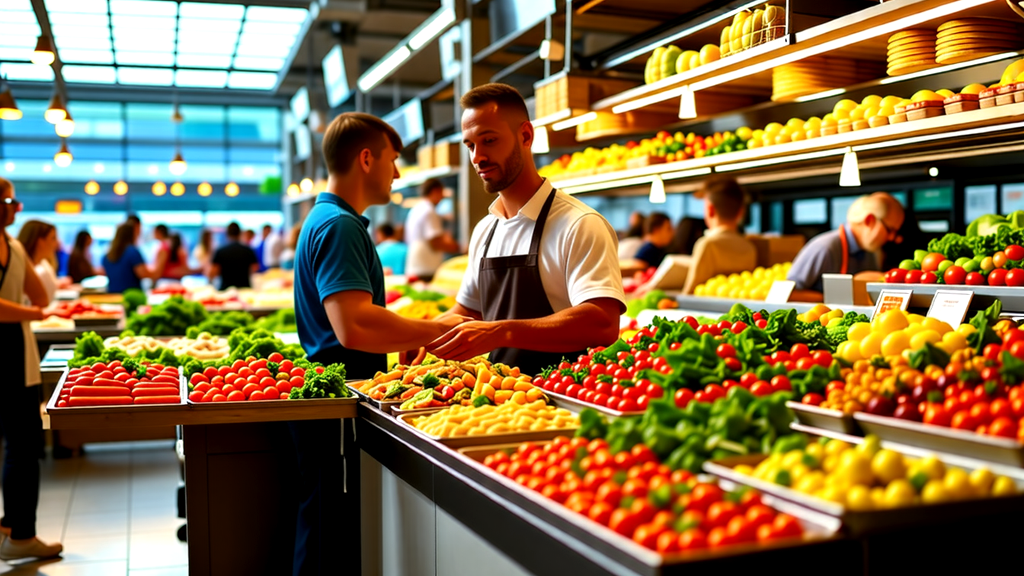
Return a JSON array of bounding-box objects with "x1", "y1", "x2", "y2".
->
[{"x1": 290, "y1": 112, "x2": 465, "y2": 576}]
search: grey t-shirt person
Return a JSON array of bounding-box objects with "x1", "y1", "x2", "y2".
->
[{"x1": 787, "y1": 226, "x2": 880, "y2": 292}]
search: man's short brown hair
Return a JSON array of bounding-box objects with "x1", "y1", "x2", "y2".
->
[
  {"x1": 696, "y1": 174, "x2": 746, "y2": 221},
  {"x1": 644, "y1": 212, "x2": 672, "y2": 236},
  {"x1": 321, "y1": 112, "x2": 402, "y2": 176},
  {"x1": 421, "y1": 177, "x2": 444, "y2": 197},
  {"x1": 460, "y1": 83, "x2": 530, "y2": 121}
]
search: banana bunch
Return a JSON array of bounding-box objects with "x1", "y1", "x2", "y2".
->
[{"x1": 721, "y1": 4, "x2": 785, "y2": 57}]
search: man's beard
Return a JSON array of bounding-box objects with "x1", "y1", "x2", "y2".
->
[{"x1": 479, "y1": 145, "x2": 523, "y2": 194}]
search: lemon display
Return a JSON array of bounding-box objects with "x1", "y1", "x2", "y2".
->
[
  {"x1": 837, "y1": 309, "x2": 968, "y2": 364},
  {"x1": 693, "y1": 263, "x2": 791, "y2": 300}
]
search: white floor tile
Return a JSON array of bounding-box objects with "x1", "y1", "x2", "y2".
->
[
  {"x1": 64, "y1": 510, "x2": 129, "y2": 539},
  {"x1": 59, "y1": 534, "x2": 129, "y2": 563},
  {"x1": 127, "y1": 531, "x2": 187, "y2": 571}
]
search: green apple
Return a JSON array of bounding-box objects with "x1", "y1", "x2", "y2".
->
[
  {"x1": 899, "y1": 259, "x2": 920, "y2": 271},
  {"x1": 937, "y1": 260, "x2": 954, "y2": 274},
  {"x1": 914, "y1": 250, "x2": 928, "y2": 262},
  {"x1": 954, "y1": 257, "x2": 972, "y2": 267},
  {"x1": 963, "y1": 260, "x2": 980, "y2": 273}
]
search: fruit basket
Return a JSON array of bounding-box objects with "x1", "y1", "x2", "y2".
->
[
  {"x1": 786, "y1": 401, "x2": 860, "y2": 435},
  {"x1": 853, "y1": 411, "x2": 1024, "y2": 467}
]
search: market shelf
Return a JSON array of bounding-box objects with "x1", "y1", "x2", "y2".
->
[
  {"x1": 865, "y1": 282, "x2": 1024, "y2": 313},
  {"x1": 391, "y1": 165, "x2": 459, "y2": 191},
  {"x1": 549, "y1": 101, "x2": 1024, "y2": 193},
  {"x1": 664, "y1": 294, "x2": 874, "y2": 317}
]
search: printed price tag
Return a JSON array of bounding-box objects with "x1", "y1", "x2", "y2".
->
[
  {"x1": 766, "y1": 280, "x2": 795, "y2": 303},
  {"x1": 871, "y1": 290, "x2": 913, "y2": 319},
  {"x1": 926, "y1": 290, "x2": 974, "y2": 328}
]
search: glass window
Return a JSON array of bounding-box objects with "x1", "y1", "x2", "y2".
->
[
  {"x1": 684, "y1": 194, "x2": 704, "y2": 219},
  {"x1": 228, "y1": 106, "x2": 280, "y2": 143},
  {"x1": 67, "y1": 101, "x2": 124, "y2": 139},
  {"x1": 920, "y1": 220, "x2": 950, "y2": 233},
  {"x1": 228, "y1": 146, "x2": 278, "y2": 164},
  {"x1": 965, "y1": 185, "x2": 997, "y2": 225},
  {"x1": 0, "y1": 99, "x2": 51, "y2": 137},
  {"x1": 227, "y1": 163, "x2": 280, "y2": 184},
  {"x1": 769, "y1": 201, "x2": 784, "y2": 232},
  {"x1": 180, "y1": 105, "x2": 226, "y2": 141},
  {"x1": 793, "y1": 198, "x2": 827, "y2": 225},
  {"x1": 181, "y1": 145, "x2": 226, "y2": 163},
  {"x1": 1002, "y1": 183, "x2": 1024, "y2": 214},
  {"x1": 126, "y1": 102, "x2": 176, "y2": 140},
  {"x1": 913, "y1": 187, "x2": 952, "y2": 211},
  {"x1": 830, "y1": 196, "x2": 857, "y2": 229},
  {"x1": 745, "y1": 202, "x2": 761, "y2": 234},
  {"x1": 3, "y1": 141, "x2": 59, "y2": 160},
  {"x1": 127, "y1": 144, "x2": 177, "y2": 161}
]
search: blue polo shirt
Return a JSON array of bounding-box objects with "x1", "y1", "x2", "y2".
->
[
  {"x1": 102, "y1": 245, "x2": 144, "y2": 293},
  {"x1": 294, "y1": 193, "x2": 386, "y2": 377},
  {"x1": 787, "y1": 226, "x2": 880, "y2": 292}
]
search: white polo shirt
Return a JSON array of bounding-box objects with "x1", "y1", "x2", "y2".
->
[
  {"x1": 457, "y1": 180, "x2": 626, "y2": 314},
  {"x1": 405, "y1": 199, "x2": 446, "y2": 277}
]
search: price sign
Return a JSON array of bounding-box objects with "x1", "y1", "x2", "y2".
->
[
  {"x1": 871, "y1": 290, "x2": 913, "y2": 319},
  {"x1": 926, "y1": 290, "x2": 974, "y2": 328},
  {"x1": 766, "y1": 280, "x2": 795, "y2": 303}
]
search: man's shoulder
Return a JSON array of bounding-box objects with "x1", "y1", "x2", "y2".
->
[
  {"x1": 550, "y1": 189, "x2": 600, "y2": 219},
  {"x1": 805, "y1": 228, "x2": 841, "y2": 249}
]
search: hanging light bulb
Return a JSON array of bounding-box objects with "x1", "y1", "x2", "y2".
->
[
  {"x1": 649, "y1": 175, "x2": 666, "y2": 203},
  {"x1": 197, "y1": 182, "x2": 212, "y2": 197},
  {"x1": 171, "y1": 101, "x2": 183, "y2": 123},
  {"x1": 53, "y1": 139, "x2": 72, "y2": 168},
  {"x1": 224, "y1": 182, "x2": 239, "y2": 197},
  {"x1": 32, "y1": 35, "x2": 55, "y2": 66},
  {"x1": 169, "y1": 151, "x2": 187, "y2": 176},
  {"x1": 286, "y1": 183, "x2": 300, "y2": 196},
  {"x1": 55, "y1": 111, "x2": 74, "y2": 137},
  {"x1": 839, "y1": 147, "x2": 860, "y2": 187},
  {"x1": 0, "y1": 80, "x2": 22, "y2": 120},
  {"x1": 45, "y1": 92, "x2": 67, "y2": 124},
  {"x1": 113, "y1": 181, "x2": 128, "y2": 196},
  {"x1": 299, "y1": 177, "x2": 313, "y2": 193},
  {"x1": 84, "y1": 180, "x2": 100, "y2": 195},
  {"x1": 678, "y1": 85, "x2": 697, "y2": 119},
  {"x1": 531, "y1": 125, "x2": 550, "y2": 154},
  {"x1": 170, "y1": 182, "x2": 185, "y2": 196},
  {"x1": 152, "y1": 182, "x2": 167, "y2": 196}
]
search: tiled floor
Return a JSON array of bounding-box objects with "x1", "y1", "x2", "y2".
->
[{"x1": 0, "y1": 441, "x2": 187, "y2": 576}]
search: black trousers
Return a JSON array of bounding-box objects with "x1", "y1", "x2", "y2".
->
[{"x1": 0, "y1": 322, "x2": 42, "y2": 540}]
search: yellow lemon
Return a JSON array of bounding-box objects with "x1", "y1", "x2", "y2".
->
[
  {"x1": 883, "y1": 479, "x2": 917, "y2": 508},
  {"x1": 859, "y1": 332, "x2": 884, "y2": 358},
  {"x1": 870, "y1": 487, "x2": 887, "y2": 509},
  {"x1": 969, "y1": 468, "x2": 995, "y2": 496},
  {"x1": 941, "y1": 331, "x2": 968, "y2": 351},
  {"x1": 921, "y1": 317, "x2": 952, "y2": 335},
  {"x1": 837, "y1": 450, "x2": 874, "y2": 486},
  {"x1": 781, "y1": 450, "x2": 807, "y2": 470},
  {"x1": 825, "y1": 439, "x2": 851, "y2": 456},
  {"x1": 956, "y1": 323, "x2": 977, "y2": 337},
  {"x1": 910, "y1": 330, "x2": 942, "y2": 350},
  {"x1": 795, "y1": 472, "x2": 825, "y2": 493},
  {"x1": 943, "y1": 468, "x2": 972, "y2": 500},
  {"x1": 863, "y1": 105, "x2": 880, "y2": 119},
  {"x1": 911, "y1": 89, "x2": 942, "y2": 102},
  {"x1": 935, "y1": 88, "x2": 955, "y2": 98},
  {"x1": 878, "y1": 105, "x2": 895, "y2": 117},
  {"x1": 846, "y1": 484, "x2": 874, "y2": 511},
  {"x1": 906, "y1": 313, "x2": 925, "y2": 325},
  {"x1": 849, "y1": 105, "x2": 866, "y2": 121},
  {"x1": 918, "y1": 455, "x2": 946, "y2": 480},
  {"x1": 857, "y1": 435, "x2": 882, "y2": 457},
  {"x1": 874, "y1": 310, "x2": 909, "y2": 332},
  {"x1": 804, "y1": 116, "x2": 822, "y2": 131},
  {"x1": 871, "y1": 449, "x2": 907, "y2": 484},
  {"x1": 817, "y1": 485, "x2": 847, "y2": 504},
  {"x1": 861, "y1": 94, "x2": 883, "y2": 108},
  {"x1": 785, "y1": 117, "x2": 805, "y2": 131},
  {"x1": 764, "y1": 122, "x2": 783, "y2": 136},
  {"x1": 734, "y1": 464, "x2": 755, "y2": 476},
  {"x1": 805, "y1": 442, "x2": 825, "y2": 462},
  {"x1": 903, "y1": 323, "x2": 924, "y2": 337},
  {"x1": 881, "y1": 331, "x2": 911, "y2": 357},
  {"x1": 847, "y1": 322, "x2": 872, "y2": 342},
  {"x1": 822, "y1": 453, "x2": 840, "y2": 474},
  {"x1": 992, "y1": 475, "x2": 1017, "y2": 497},
  {"x1": 881, "y1": 95, "x2": 903, "y2": 108},
  {"x1": 833, "y1": 108, "x2": 851, "y2": 121},
  {"x1": 961, "y1": 83, "x2": 986, "y2": 95},
  {"x1": 838, "y1": 341, "x2": 863, "y2": 362},
  {"x1": 921, "y1": 479, "x2": 949, "y2": 504},
  {"x1": 834, "y1": 98, "x2": 859, "y2": 113}
]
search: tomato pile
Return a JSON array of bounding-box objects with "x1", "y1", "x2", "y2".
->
[
  {"x1": 58, "y1": 360, "x2": 181, "y2": 407},
  {"x1": 482, "y1": 436, "x2": 804, "y2": 553},
  {"x1": 188, "y1": 352, "x2": 307, "y2": 402},
  {"x1": 884, "y1": 245, "x2": 1024, "y2": 286}
]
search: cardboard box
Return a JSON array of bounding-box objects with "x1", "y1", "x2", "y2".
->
[
  {"x1": 747, "y1": 234, "x2": 805, "y2": 268},
  {"x1": 417, "y1": 145, "x2": 434, "y2": 170},
  {"x1": 434, "y1": 142, "x2": 460, "y2": 168}
]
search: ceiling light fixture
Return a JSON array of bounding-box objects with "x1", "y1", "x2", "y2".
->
[
  {"x1": 170, "y1": 182, "x2": 185, "y2": 197},
  {"x1": 55, "y1": 111, "x2": 75, "y2": 137},
  {"x1": 84, "y1": 180, "x2": 100, "y2": 195},
  {"x1": 357, "y1": 45, "x2": 411, "y2": 92},
  {"x1": 678, "y1": 86, "x2": 697, "y2": 119},
  {"x1": 113, "y1": 180, "x2": 128, "y2": 196},
  {"x1": 539, "y1": 39, "x2": 565, "y2": 62},
  {"x1": 839, "y1": 147, "x2": 860, "y2": 187},
  {"x1": 794, "y1": 88, "x2": 847, "y2": 103},
  {"x1": 0, "y1": 78, "x2": 22, "y2": 120},
  {"x1": 299, "y1": 177, "x2": 313, "y2": 193},
  {"x1": 225, "y1": 182, "x2": 240, "y2": 197},
  {"x1": 53, "y1": 139, "x2": 73, "y2": 168},
  {"x1": 197, "y1": 182, "x2": 212, "y2": 197},
  {"x1": 531, "y1": 125, "x2": 550, "y2": 154},
  {"x1": 32, "y1": 35, "x2": 55, "y2": 66},
  {"x1": 409, "y1": 7, "x2": 456, "y2": 50},
  {"x1": 286, "y1": 183, "x2": 300, "y2": 196},
  {"x1": 152, "y1": 182, "x2": 167, "y2": 196},
  {"x1": 169, "y1": 151, "x2": 187, "y2": 176},
  {"x1": 649, "y1": 175, "x2": 667, "y2": 203},
  {"x1": 45, "y1": 92, "x2": 67, "y2": 124}
]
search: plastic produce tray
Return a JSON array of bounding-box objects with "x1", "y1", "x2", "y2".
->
[
  {"x1": 395, "y1": 412, "x2": 577, "y2": 449},
  {"x1": 542, "y1": 388, "x2": 644, "y2": 418},
  {"x1": 853, "y1": 411, "x2": 1024, "y2": 467},
  {"x1": 787, "y1": 402, "x2": 861, "y2": 435}
]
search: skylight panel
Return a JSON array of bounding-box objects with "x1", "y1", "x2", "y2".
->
[
  {"x1": 241, "y1": 22, "x2": 301, "y2": 36},
  {"x1": 0, "y1": 47, "x2": 31, "y2": 61},
  {"x1": 178, "y1": 18, "x2": 241, "y2": 33},
  {"x1": 116, "y1": 51, "x2": 175, "y2": 66},
  {"x1": 176, "y1": 54, "x2": 232, "y2": 68},
  {"x1": 2, "y1": 11, "x2": 39, "y2": 25},
  {"x1": 53, "y1": 25, "x2": 113, "y2": 39},
  {"x1": 0, "y1": 62, "x2": 55, "y2": 81},
  {"x1": 54, "y1": 36, "x2": 112, "y2": 50},
  {"x1": 175, "y1": 69, "x2": 228, "y2": 88},
  {"x1": 235, "y1": 43, "x2": 292, "y2": 58},
  {"x1": 179, "y1": 2, "x2": 244, "y2": 20},
  {"x1": 114, "y1": 37, "x2": 176, "y2": 52},
  {"x1": 228, "y1": 71, "x2": 277, "y2": 90},
  {"x1": 111, "y1": 15, "x2": 177, "y2": 29},
  {"x1": 232, "y1": 56, "x2": 285, "y2": 71},
  {"x1": 61, "y1": 65, "x2": 117, "y2": 84},
  {"x1": 0, "y1": 22, "x2": 40, "y2": 36},
  {"x1": 0, "y1": 35, "x2": 38, "y2": 48},
  {"x1": 47, "y1": 13, "x2": 109, "y2": 26},
  {"x1": 3, "y1": 0, "x2": 32, "y2": 10},
  {"x1": 44, "y1": 0, "x2": 107, "y2": 13},
  {"x1": 109, "y1": 0, "x2": 178, "y2": 17},
  {"x1": 117, "y1": 66, "x2": 174, "y2": 85},
  {"x1": 176, "y1": 31, "x2": 237, "y2": 46},
  {"x1": 60, "y1": 49, "x2": 115, "y2": 64},
  {"x1": 245, "y1": 6, "x2": 307, "y2": 23},
  {"x1": 238, "y1": 34, "x2": 295, "y2": 49}
]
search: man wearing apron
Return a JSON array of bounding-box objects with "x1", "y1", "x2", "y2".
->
[
  {"x1": 427, "y1": 84, "x2": 625, "y2": 376},
  {"x1": 787, "y1": 192, "x2": 904, "y2": 302}
]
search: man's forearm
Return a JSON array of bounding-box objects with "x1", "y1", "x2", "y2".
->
[
  {"x1": 332, "y1": 305, "x2": 449, "y2": 353},
  {"x1": 0, "y1": 299, "x2": 42, "y2": 322},
  {"x1": 500, "y1": 303, "x2": 619, "y2": 353}
]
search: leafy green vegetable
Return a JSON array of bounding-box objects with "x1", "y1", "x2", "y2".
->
[
  {"x1": 126, "y1": 295, "x2": 207, "y2": 336},
  {"x1": 121, "y1": 288, "x2": 147, "y2": 315},
  {"x1": 253, "y1": 308, "x2": 297, "y2": 333},
  {"x1": 825, "y1": 312, "x2": 870, "y2": 348},
  {"x1": 73, "y1": 331, "x2": 105, "y2": 360},
  {"x1": 289, "y1": 363, "x2": 350, "y2": 399},
  {"x1": 185, "y1": 310, "x2": 254, "y2": 338}
]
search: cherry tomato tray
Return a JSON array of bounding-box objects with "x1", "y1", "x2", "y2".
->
[
  {"x1": 185, "y1": 395, "x2": 357, "y2": 411},
  {"x1": 457, "y1": 442, "x2": 842, "y2": 565},
  {"x1": 542, "y1": 387, "x2": 645, "y2": 418},
  {"x1": 43, "y1": 368, "x2": 187, "y2": 430},
  {"x1": 786, "y1": 402, "x2": 861, "y2": 436},
  {"x1": 853, "y1": 411, "x2": 1024, "y2": 467},
  {"x1": 704, "y1": 450, "x2": 1024, "y2": 536},
  {"x1": 394, "y1": 412, "x2": 578, "y2": 449}
]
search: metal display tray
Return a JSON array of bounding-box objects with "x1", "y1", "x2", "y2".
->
[
  {"x1": 704, "y1": 447, "x2": 1024, "y2": 536},
  {"x1": 543, "y1": 387, "x2": 644, "y2": 418},
  {"x1": 394, "y1": 412, "x2": 578, "y2": 449},
  {"x1": 390, "y1": 404, "x2": 448, "y2": 417},
  {"x1": 853, "y1": 411, "x2": 1024, "y2": 467},
  {"x1": 787, "y1": 402, "x2": 861, "y2": 435},
  {"x1": 346, "y1": 380, "x2": 402, "y2": 413}
]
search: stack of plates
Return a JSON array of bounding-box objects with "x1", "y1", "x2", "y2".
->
[
  {"x1": 771, "y1": 57, "x2": 882, "y2": 101},
  {"x1": 935, "y1": 18, "x2": 1023, "y2": 65},
  {"x1": 887, "y1": 29, "x2": 937, "y2": 76}
]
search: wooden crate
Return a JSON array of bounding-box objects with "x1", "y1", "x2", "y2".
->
[
  {"x1": 534, "y1": 75, "x2": 637, "y2": 119},
  {"x1": 434, "y1": 142, "x2": 460, "y2": 167},
  {"x1": 417, "y1": 145, "x2": 434, "y2": 170}
]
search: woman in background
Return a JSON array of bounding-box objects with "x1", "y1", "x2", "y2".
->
[
  {"x1": 155, "y1": 233, "x2": 190, "y2": 279},
  {"x1": 67, "y1": 231, "x2": 97, "y2": 283},
  {"x1": 618, "y1": 211, "x2": 646, "y2": 260},
  {"x1": 192, "y1": 229, "x2": 213, "y2": 274},
  {"x1": 102, "y1": 223, "x2": 156, "y2": 293},
  {"x1": 17, "y1": 220, "x2": 61, "y2": 302},
  {"x1": 667, "y1": 217, "x2": 708, "y2": 256}
]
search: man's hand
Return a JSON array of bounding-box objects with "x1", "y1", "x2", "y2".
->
[
  {"x1": 426, "y1": 321, "x2": 507, "y2": 361},
  {"x1": 399, "y1": 315, "x2": 471, "y2": 365}
]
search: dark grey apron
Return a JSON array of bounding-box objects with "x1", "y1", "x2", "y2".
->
[{"x1": 479, "y1": 190, "x2": 586, "y2": 376}]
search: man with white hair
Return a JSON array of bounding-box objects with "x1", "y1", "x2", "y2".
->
[{"x1": 787, "y1": 192, "x2": 905, "y2": 301}]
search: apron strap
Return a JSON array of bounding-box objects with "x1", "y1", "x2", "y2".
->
[
  {"x1": 838, "y1": 225, "x2": 849, "y2": 275},
  {"x1": 481, "y1": 218, "x2": 501, "y2": 264},
  {"x1": 528, "y1": 189, "x2": 558, "y2": 257}
]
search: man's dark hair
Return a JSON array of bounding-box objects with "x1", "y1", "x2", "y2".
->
[
  {"x1": 126, "y1": 215, "x2": 140, "y2": 227},
  {"x1": 377, "y1": 223, "x2": 395, "y2": 238},
  {"x1": 697, "y1": 174, "x2": 746, "y2": 221},
  {"x1": 420, "y1": 178, "x2": 444, "y2": 197},
  {"x1": 155, "y1": 224, "x2": 168, "y2": 237},
  {"x1": 645, "y1": 212, "x2": 672, "y2": 236},
  {"x1": 322, "y1": 112, "x2": 403, "y2": 176},
  {"x1": 263, "y1": 224, "x2": 272, "y2": 232},
  {"x1": 459, "y1": 83, "x2": 530, "y2": 122},
  {"x1": 227, "y1": 222, "x2": 241, "y2": 239}
]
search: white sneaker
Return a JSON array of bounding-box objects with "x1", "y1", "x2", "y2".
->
[{"x1": 0, "y1": 537, "x2": 63, "y2": 561}]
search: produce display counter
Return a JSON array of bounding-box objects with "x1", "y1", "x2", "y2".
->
[
  {"x1": 668, "y1": 294, "x2": 875, "y2": 317},
  {"x1": 867, "y1": 282, "x2": 1024, "y2": 313}
]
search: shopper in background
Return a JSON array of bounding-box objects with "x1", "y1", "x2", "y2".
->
[
  {"x1": 67, "y1": 231, "x2": 98, "y2": 283},
  {"x1": 618, "y1": 211, "x2": 645, "y2": 259},
  {"x1": 154, "y1": 231, "x2": 190, "y2": 280},
  {"x1": 788, "y1": 192, "x2": 905, "y2": 301},
  {"x1": 209, "y1": 223, "x2": 258, "y2": 290},
  {"x1": 681, "y1": 175, "x2": 758, "y2": 294},
  {"x1": 103, "y1": 222, "x2": 156, "y2": 293},
  {"x1": 254, "y1": 226, "x2": 268, "y2": 272},
  {"x1": 0, "y1": 177, "x2": 62, "y2": 562},
  {"x1": 667, "y1": 217, "x2": 708, "y2": 256},
  {"x1": 633, "y1": 212, "x2": 674, "y2": 268},
  {"x1": 375, "y1": 223, "x2": 407, "y2": 275},
  {"x1": 404, "y1": 178, "x2": 460, "y2": 281},
  {"x1": 261, "y1": 224, "x2": 283, "y2": 269},
  {"x1": 192, "y1": 229, "x2": 214, "y2": 273},
  {"x1": 125, "y1": 215, "x2": 141, "y2": 242},
  {"x1": 17, "y1": 220, "x2": 61, "y2": 302},
  {"x1": 241, "y1": 228, "x2": 255, "y2": 247},
  {"x1": 292, "y1": 112, "x2": 467, "y2": 576},
  {"x1": 425, "y1": 83, "x2": 625, "y2": 375}
]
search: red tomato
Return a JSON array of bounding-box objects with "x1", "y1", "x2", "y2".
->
[
  {"x1": 724, "y1": 357, "x2": 742, "y2": 371},
  {"x1": 1007, "y1": 269, "x2": 1024, "y2": 287},
  {"x1": 703, "y1": 384, "x2": 725, "y2": 400},
  {"x1": 716, "y1": 343, "x2": 736, "y2": 359},
  {"x1": 705, "y1": 501, "x2": 739, "y2": 528},
  {"x1": 984, "y1": 343, "x2": 1003, "y2": 361},
  {"x1": 656, "y1": 530, "x2": 681, "y2": 554},
  {"x1": 267, "y1": 352, "x2": 284, "y2": 363},
  {"x1": 587, "y1": 502, "x2": 614, "y2": 526},
  {"x1": 263, "y1": 386, "x2": 279, "y2": 400},
  {"x1": 290, "y1": 367, "x2": 305, "y2": 378},
  {"x1": 673, "y1": 388, "x2": 694, "y2": 408},
  {"x1": 789, "y1": 343, "x2": 810, "y2": 359},
  {"x1": 750, "y1": 382, "x2": 773, "y2": 397},
  {"x1": 943, "y1": 265, "x2": 966, "y2": 285},
  {"x1": 990, "y1": 416, "x2": 1018, "y2": 438},
  {"x1": 688, "y1": 483, "x2": 723, "y2": 514},
  {"x1": 609, "y1": 509, "x2": 641, "y2": 537},
  {"x1": 795, "y1": 357, "x2": 815, "y2": 370},
  {"x1": 1006, "y1": 244, "x2": 1024, "y2": 261},
  {"x1": 989, "y1": 268, "x2": 1008, "y2": 287},
  {"x1": 770, "y1": 375, "x2": 791, "y2": 392},
  {"x1": 678, "y1": 528, "x2": 707, "y2": 550},
  {"x1": 905, "y1": 270, "x2": 924, "y2": 283},
  {"x1": 920, "y1": 272, "x2": 938, "y2": 284},
  {"x1": 227, "y1": 390, "x2": 245, "y2": 402},
  {"x1": 812, "y1": 350, "x2": 833, "y2": 367},
  {"x1": 951, "y1": 409, "x2": 976, "y2": 430},
  {"x1": 885, "y1": 267, "x2": 906, "y2": 283},
  {"x1": 188, "y1": 391, "x2": 204, "y2": 402},
  {"x1": 1003, "y1": 329, "x2": 1024, "y2": 348},
  {"x1": 965, "y1": 272, "x2": 985, "y2": 286},
  {"x1": 920, "y1": 253, "x2": 945, "y2": 272},
  {"x1": 618, "y1": 397, "x2": 639, "y2": 412},
  {"x1": 802, "y1": 392, "x2": 824, "y2": 406},
  {"x1": 771, "y1": 514, "x2": 802, "y2": 538}
]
